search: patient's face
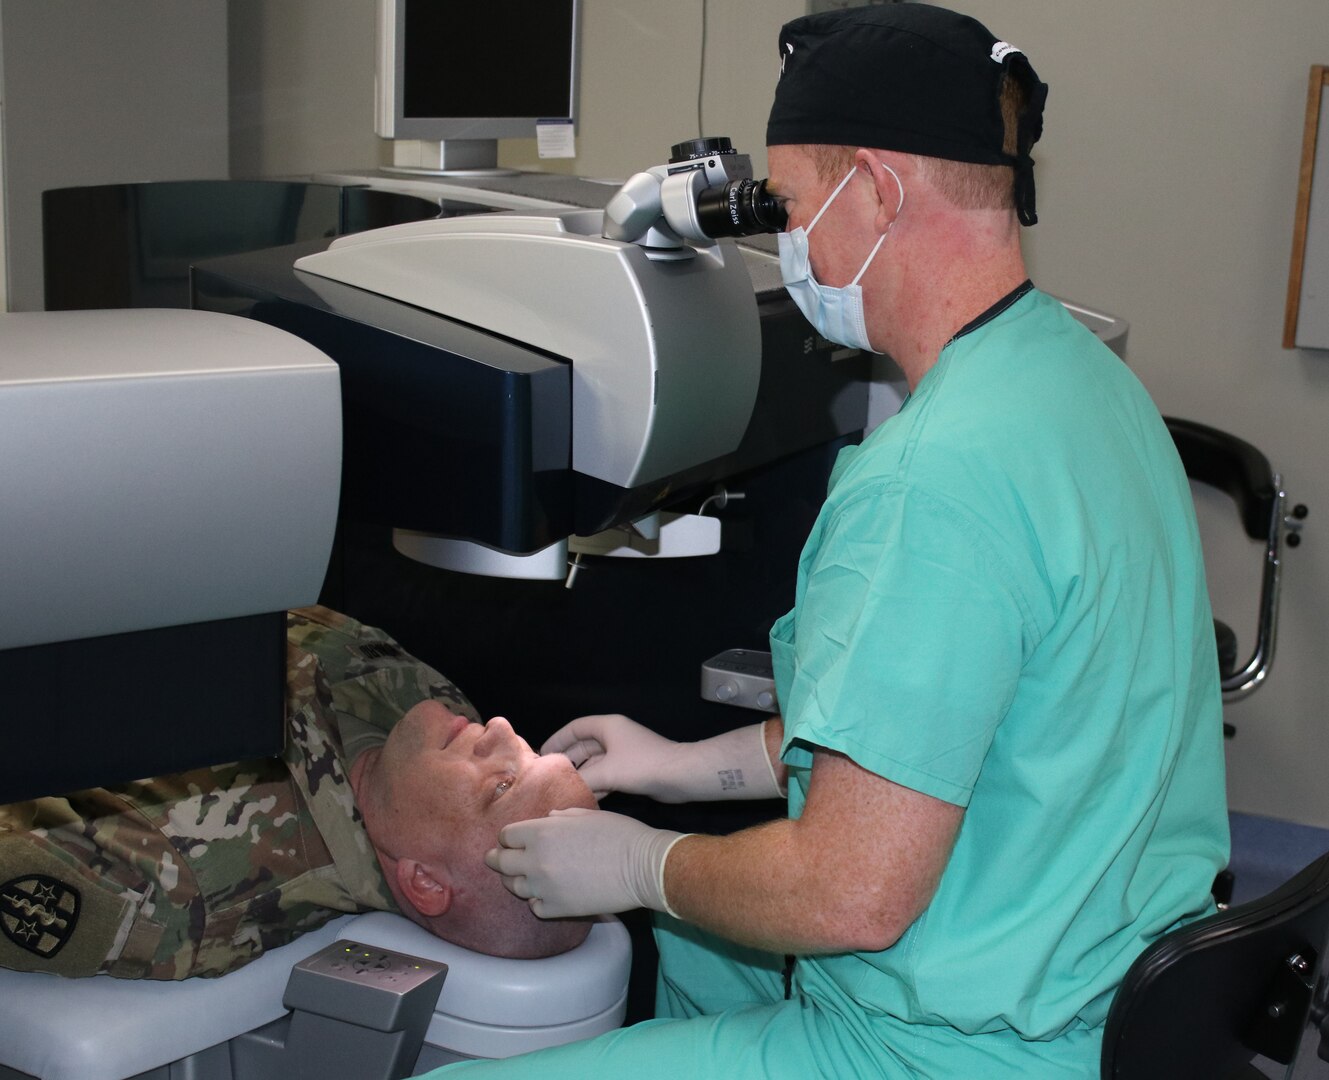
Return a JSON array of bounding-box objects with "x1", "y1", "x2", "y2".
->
[
  {"x1": 381, "y1": 702, "x2": 595, "y2": 851},
  {"x1": 375, "y1": 701, "x2": 595, "y2": 954}
]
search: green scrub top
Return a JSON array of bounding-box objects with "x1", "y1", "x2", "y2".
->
[{"x1": 770, "y1": 287, "x2": 1229, "y2": 1075}]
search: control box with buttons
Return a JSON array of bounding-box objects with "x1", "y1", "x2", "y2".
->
[
  {"x1": 700, "y1": 649, "x2": 778, "y2": 712},
  {"x1": 284, "y1": 939, "x2": 448, "y2": 1032}
]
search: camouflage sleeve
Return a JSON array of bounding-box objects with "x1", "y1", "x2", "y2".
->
[
  {"x1": 0, "y1": 794, "x2": 149, "y2": 978},
  {"x1": 0, "y1": 760, "x2": 352, "y2": 980},
  {"x1": 283, "y1": 605, "x2": 476, "y2": 913},
  {"x1": 0, "y1": 607, "x2": 460, "y2": 981},
  {"x1": 286, "y1": 605, "x2": 479, "y2": 754}
]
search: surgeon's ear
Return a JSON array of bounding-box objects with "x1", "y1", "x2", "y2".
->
[
  {"x1": 396, "y1": 859, "x2": 453, "y2": 918},
  {"x1": 857, "y1": 149, "x2": 907, "y2": 234}
]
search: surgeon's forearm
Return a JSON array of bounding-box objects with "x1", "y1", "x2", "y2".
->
[
  {"x1": 662, "y1": 749, "x2": 961, "y2": 956},
  {"x1": 664, "y1": 822, "x2": 884, "y2": 954}
]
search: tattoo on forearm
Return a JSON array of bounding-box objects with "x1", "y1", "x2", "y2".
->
[{"x1": 717, "y1": 768, "x2": 746, "y2": 792}]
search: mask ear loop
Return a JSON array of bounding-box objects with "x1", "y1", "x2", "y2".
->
[
  {"x1": 849, "y1": 161, "x2": 905, "y2": 287},
  {"x1": 805, "y1": 167, "x2": 860, "y2": 235},
  {"x1": 879, "y1": 161, "x2": 906, "y2": 218}
]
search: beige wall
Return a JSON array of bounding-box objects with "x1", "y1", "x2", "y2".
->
[
  {"x1": 228, "y1": 0, "x2": 804, "y2": 179},
  {"x1": 500, "y1": 0, "x2": 805, "y2": 179},
  {"x1": 229, "y1": 0, "x2": 382, "y2": 177},
  {"x1": 231, "y1": 1, "x2": 1329, "y2": 827},
  {"x1": 952, "y1": 2, "x2": 1329, "y2": 829},
  {"x1": 1, "y1": 0, "x2": 229, "y2": 310}
]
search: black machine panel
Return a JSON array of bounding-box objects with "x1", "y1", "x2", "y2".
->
[{"x1": 0, "y1": 613, "x2": 287, "y2": 803}]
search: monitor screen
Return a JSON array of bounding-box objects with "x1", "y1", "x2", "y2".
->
[{"x1": 377, "y1": 0, "x2": 579, "y2": 143}]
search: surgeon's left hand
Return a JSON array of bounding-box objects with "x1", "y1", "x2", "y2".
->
[{"x1": 485, "y1": 808, "x2": 690, "y2": 919}]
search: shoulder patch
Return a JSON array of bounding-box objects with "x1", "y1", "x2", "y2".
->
[{"x1": 0, "y1": 874, "x2": 81, "y2": 959}]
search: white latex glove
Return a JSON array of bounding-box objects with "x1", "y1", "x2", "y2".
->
[
  {"x1": 541, "y1": 714, "x2": 784, "y2": 803},
  {"x1": 485, "y1": 807, "x2": 689, "y2": 919}
]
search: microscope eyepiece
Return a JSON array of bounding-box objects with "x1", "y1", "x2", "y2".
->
[
  {"x1": 604, "y1": 138, "x2": 786, "y2": 248},
  {"x1": 693, "y1": 177, "x2": 788, "y2": 238}
]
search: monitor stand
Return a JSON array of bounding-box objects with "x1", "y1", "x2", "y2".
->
[{"x1": 381, "y1": 139, "x2": 520, "y2": 177}]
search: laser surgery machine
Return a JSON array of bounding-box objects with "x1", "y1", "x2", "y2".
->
[{"x1": 0, "y1": 141, "x2": 1129, "y2": 1079}]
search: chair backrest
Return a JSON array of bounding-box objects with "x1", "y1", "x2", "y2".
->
[
  {"x1": 1166, "y1": 417, "x2": 1278, "y2": 542},
  {"x1": 1164, "y1": 416, "x2": 1291, "y2": 704},
  {"x1": 1102, "y1": 850, "x2": 1329, "y2": 1080}
]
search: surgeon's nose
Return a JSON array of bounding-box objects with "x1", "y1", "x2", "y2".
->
[{"x1": 473, "y1": 716, "x2": 516, "y2": 758}]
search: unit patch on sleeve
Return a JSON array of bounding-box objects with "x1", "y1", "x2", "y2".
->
[{"x1": 0, "y1": 875, "x2": 81, "y2": 959}]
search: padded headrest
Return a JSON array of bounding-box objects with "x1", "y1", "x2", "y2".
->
[{"x1": 0, "y1": 309, "x2": 341, "y2": 651}]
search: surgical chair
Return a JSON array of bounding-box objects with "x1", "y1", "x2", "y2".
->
[
  {"x1": 1102, "y1": 849, "x2": 1329, "y2": 1079},
  {"x1": 1163, "y1": 418, "x2": 1307, "y2": 728},
  {"x1": 1164, "y1": 419, "x2": 1313, "y2": 910}
]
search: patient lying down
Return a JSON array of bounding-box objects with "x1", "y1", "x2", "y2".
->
[
  {"x1": 0, "y1": 606, "x2": 595, "y2": 979},
  {"x1": 353, "y1": 704, "x2": 595, "y2": 959}
]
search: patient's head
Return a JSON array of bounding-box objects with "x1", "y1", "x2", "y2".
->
[{"x1": 351, "y1": 701, "x2": 596, "y2": 958}]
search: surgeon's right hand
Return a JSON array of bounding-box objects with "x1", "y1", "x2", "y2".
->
[
  {"x1": 540, "y1": 714, "x2": 681, "y2": 801},
  {"x1": 541, "y1": 714, "x2": 784, "y2": 804}
]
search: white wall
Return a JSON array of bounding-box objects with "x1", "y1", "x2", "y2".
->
[{"x1": 231, "y1": 0, "x2": 1329, "y2": 827}]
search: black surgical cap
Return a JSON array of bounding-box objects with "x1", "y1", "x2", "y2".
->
[{"x1": 766, "y1": 3, "x2": 1049, "y2": 225}]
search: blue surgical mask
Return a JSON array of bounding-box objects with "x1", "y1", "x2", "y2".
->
[{"x1": 777, "y1": 164, "x2": 904, "y2": 353}]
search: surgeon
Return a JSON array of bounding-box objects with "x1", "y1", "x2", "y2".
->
[
  {"x1": 0, "y1": 606, "x2": 595, "y2": 979},
  {"x1": 441, "y1": 4, "x2": 1229, "y2": 1077}
]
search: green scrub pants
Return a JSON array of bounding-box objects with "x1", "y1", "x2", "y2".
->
[{"x1": 424, "y1": 915, "x2": 913, "y2": 1078}]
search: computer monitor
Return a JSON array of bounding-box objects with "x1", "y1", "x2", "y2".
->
[{"x1": 375, "y1": 0, "x2": 580, "y2": 174}]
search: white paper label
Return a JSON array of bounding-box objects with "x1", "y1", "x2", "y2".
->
[{"x1": 537, "y1": 119, "x2": 576, "y2": 159}]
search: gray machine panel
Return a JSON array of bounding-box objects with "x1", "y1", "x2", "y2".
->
[{"x1": 0, "y1": 309, "x2": 341, "y2": 651}]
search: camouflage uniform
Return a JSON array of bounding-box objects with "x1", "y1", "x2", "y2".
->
[{"x1": 0, "y1": 606, "x2": 477, "y2": 979}]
